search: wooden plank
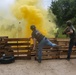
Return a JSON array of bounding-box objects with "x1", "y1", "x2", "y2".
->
[
  {"x1": 4, "y1": 38, "x2": 30, "y2": 41},
  {"x1": 60, "y1": 55, "x2": 67, "y2": 58},
  {"x1": 7, "y1": 42, "x2": 30, "y2": 46},
  {"x1": 14, "y1": 52, "x2": 28, "y2": 54},
  {"x1": 15, "y1": 56, "x2": 31, "y2": 59},
  {"x1": 49, "y1": 38, "x2": 57, "y2": 43},
  {"x1": 60, "y1": 51, "x2": 76, "y2": 55},
  {"x1": 10, "y1": 47, "x2": 31, "y2": 50},
  {"x1": 35, "y1": 55, "x2": 59, "y2": 60},
  {"x1": 56, "y1": 38, "x2": 69, "y2": 41}
]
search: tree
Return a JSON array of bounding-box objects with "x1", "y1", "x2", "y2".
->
[{"x1": 49, "y1": 0, "x2": 76, "y2": 27}]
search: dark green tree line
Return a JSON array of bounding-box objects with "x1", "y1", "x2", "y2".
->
[{"x1": 49, "y1": 0, "x2": 76, "y2": 27}]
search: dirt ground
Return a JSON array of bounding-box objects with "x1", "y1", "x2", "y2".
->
[{"x1": 0, "y1": 58, "x2": 76, "y2": 75}]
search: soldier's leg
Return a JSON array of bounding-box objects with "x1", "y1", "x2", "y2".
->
[{"x1": 67, "y1": 39, "x2": 74, "y2": 60}]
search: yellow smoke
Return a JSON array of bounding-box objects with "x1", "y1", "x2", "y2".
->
[
  {"x1": 12, "y1": 0, "x2": 57, "y2": 38},
  {"x1": 0, "y1": 18, "x2": 25, "y2": 38}
]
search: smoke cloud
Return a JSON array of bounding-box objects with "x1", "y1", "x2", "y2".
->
[{"x1": 11, "y1": 0, "x2": 57, "y2": 38}]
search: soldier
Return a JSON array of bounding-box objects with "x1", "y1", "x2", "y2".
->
[
  {"x1": 30, "y1": 25, "x2": 60, "y2": 63},
  {"x1": 62, "y1": 20, "x2": 76, "y2": 60}
]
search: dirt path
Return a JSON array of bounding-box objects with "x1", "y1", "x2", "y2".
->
[{"x1": 0, "y1": 59, "x2": 76, "y2": 75}]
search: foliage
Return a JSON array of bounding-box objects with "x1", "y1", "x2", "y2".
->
[
  {"x1": 57, "y1": 27, "x2": 68, "y2": 38},
  {"x1": 49, "y1": 0, "x2": 76, "y2": 27}
]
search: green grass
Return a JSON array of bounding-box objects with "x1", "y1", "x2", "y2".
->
[{"x1": 56, "y1": 27, "x2": 69, "y2": 38}]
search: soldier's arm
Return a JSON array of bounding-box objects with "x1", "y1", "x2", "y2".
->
[
  {"x1": 66, "y1": 29, "x2": 73, "y2": 35},
  {"x1": 32, "y1": 38, "x2": 37, "y2": 50}
]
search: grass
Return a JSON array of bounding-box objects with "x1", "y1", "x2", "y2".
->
[{"x1": 56, "y1": 27, "x2": 69, "y2": 38}]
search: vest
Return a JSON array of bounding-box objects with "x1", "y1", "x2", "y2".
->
[{"x1": 32, "y1": 30, "x2": 44, "y2": 42}]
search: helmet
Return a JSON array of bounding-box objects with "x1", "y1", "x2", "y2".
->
[
  {"x1": 30, "y1": 25, "x2": 36, "y2": 30},
  {"x1": 66, "y1": 20, "x2": 72, "y2": 26}
]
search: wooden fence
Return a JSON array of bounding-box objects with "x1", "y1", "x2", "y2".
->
[
  {"x1": 0, "y1": 37, "x2": 31, "y2": 59},
  {"x1": 0, "y1": 36, "x2": 76, "y2": 60},
  {"x1": 35, "y1": 38, "x2": 76, "y2": 60}
]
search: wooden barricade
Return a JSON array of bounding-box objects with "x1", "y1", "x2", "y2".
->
[
  {"x1": 0, "y1": 36, "x2": 8, "y2": 57},
  {"x1": 35, "y1": 38, "x2": 60, "y2": 60},
  {"x1": 4, "y1": 38, "x2": 31, "y2": 59},
  {"x1": 0, "y1": 36, "x2": 76, "y2": 60},
  {"x1": 56, "y1": 38, "x2": 76, "y2": 59},
  {"x1": 35, "y1": 38, "x2": 76, "y2": 60}
]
